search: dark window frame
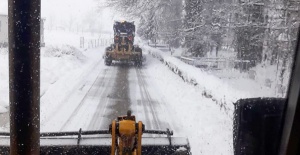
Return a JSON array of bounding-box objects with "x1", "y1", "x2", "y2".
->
[
  {"x1": 278, "y1": 27, "x2": 300, "y2": 155},
  {"x1": 6, "y1": 0, "x2": 300, "y2": 154}
]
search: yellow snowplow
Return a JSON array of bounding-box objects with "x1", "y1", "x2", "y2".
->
[
  {"x1": 0, "y1": 111, "x2": 191, "y2": 154},
  {"x1": 104, "y1": 21, "x2": 143, "y2": 66},
  {"x1": 104, "y1": 42, "x2": 143, "y2": 66}
]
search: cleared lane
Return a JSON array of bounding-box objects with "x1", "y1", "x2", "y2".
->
[
  {"x1": 88, "y1": 65, "x2": 130, "y2": 130},
  {"x1": 84, "y1": 64, "x2": 133, "y2": 130},
  {"x1": 59, "y1": 61, "x2": 175, "y2": 132},
  {"x1": 130, "y1": 67, "x2": 173, "y2": 131}
]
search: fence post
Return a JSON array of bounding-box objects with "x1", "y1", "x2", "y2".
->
[{"x1": 80, "y1": 37, "x2": 84, "y2": 48}]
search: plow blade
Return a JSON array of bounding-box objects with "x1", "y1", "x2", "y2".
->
[
  {"x1": 0, "y1": 137, "x2": 190, "y2": 155},
  {"x1": 0, "y1": 130, "x2": 191, "y2": 155}
]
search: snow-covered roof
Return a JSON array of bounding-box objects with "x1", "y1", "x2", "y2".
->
[{"x1": 114, "y1": 20, "x2": 134, "y2": 23}]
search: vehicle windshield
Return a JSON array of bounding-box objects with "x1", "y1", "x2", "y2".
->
[{"x1": 0, "y1": 0, "x2": 299, "y2": 154}]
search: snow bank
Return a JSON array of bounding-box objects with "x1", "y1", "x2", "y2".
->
[
  {"x1": 44, "y1": 45, "x2": 86, "y2": 60},
  {"x1": 40, "y1": 48, "x2": 104, "y2": 132},
  {"x1": 0, "y1": 29, "x2": 106, "y2": 127},
  {"x1": 0, "y1": 48, "x2": 8, "y2": 113},
  {"x1": 144, "y1": 45, "x2": 282, "y2": 113},
  {"x1": 144, "y1": 46, "x2": 240, "y2": 113},
  {"x1": 145, "y1": 55, "x2": 233, "y2": 154},
  {"x1": 0, "y1": 100, "x2": 7, "y2": 113},
  {"x1": 0, "y1": 45, "x2": 88, "y2": 115},
  {"x1": 38, "y1": 30, "x2": 108, "y2": 131},
  {"x1": 41, "y1": 46, "x2": 86, "y2": 96}
]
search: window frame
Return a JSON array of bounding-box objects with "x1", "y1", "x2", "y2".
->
[
  {"x1": 278, "y1": 27, "x2": 300, "y2": 155},
  {"x1": 5, "y1": 0, "x2": 300, "y2": 154}
]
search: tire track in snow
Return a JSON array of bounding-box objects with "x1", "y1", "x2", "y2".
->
[
  {"x1": 87, "y1": 66, "x2": 119, "y2": 130},
  {"x1": 41, "y1": 56, "x2": 103, "y2": 131},
  {"x1": 60, "y1": 68, "x2": 108, "y2": 130},
  {"x1": 96, "y1": 65, "x2": 132, "y2": 129},
  {"x1": 135, "y1": 68, "x2": 161, "y2": 130}
]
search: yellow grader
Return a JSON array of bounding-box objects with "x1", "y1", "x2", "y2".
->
[{"x1": 104, "y1": 21, "x2": 143, "y2": 66}]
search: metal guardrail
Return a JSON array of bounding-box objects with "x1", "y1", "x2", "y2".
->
[
  {"x1": 179, "y1": 56, "x2": 251, "y2": 71},
  {"x1": 80, "y1": 37, "x2": 114, "y2": 48},
  {"x1": 148, "y1": 44, "x2": 170, "y2": 48},
  {"x1": 147, "y1": 44, "x2": 251, "y2": 70}
]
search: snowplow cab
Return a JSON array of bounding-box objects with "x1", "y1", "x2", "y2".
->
[
  {"x1": 113, "y1": 21, "x2": 135, "y2": 44},
  {"x1": 114, "y1": 21, "x2": 135, "y2": 35}
]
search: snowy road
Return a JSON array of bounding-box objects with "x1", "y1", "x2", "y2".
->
[
  {"x1": 0, "y1": 28, "x2": 235, "y2": 154},
  {"x1": 0, "y1": 46, "x2": 233, "y2": 154},
  {"x1": 42, "y1": 60, "x2": 173, "y2": 132}
]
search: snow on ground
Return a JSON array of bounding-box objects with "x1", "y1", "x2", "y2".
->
[
  {"x1": 138, "y1": 43, "x2": 292, "y2": 154},
  {"x1": 144, "y1": 46, "x2": 240, "y2": 112},
  {"x1": 0, "y1": 48, "x2": 8, "y2": 113},
  {"x1": 45, "y1": 29, "x2": 113, "y2": 48},
  {"x1": 1, "y1": 29, "x2": 282, "y2": 154},
  {"x1": 143, "y1": 54, "x2": 233, "y2": 154},
  {"x1": 40, "y1": 47, "x2": 104, "y2": 132},
  {"x1": 0, "y1": 30, "x2": 106, "y2": 131},
  {"x1": 40, "y1": 30, "x2": 110, "y2": 132},
  {"x1": 142, "y1": 45, "x2": 286, "y2": 111},
  {"x1": 138, "y1": 41, "x2": 294, "y2": 154}
]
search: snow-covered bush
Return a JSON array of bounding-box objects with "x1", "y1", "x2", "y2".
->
[{"x1": 44, "y1": 45, "x2": 86, "y2": 60}]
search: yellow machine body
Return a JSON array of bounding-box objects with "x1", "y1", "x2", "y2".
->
[
  {"x1": 119, "y1": 120, "x2": 136, "y2": 152},
  {"x1": 106, "y1": 43, "x2": 141, "y2": 61},
  {"x1": 110, "y1": 115, "x2": 143, "y2": 155}
]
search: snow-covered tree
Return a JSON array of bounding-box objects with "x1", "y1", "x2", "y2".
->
[
  {"x1": 103, "y1": 0, "x2": 300, "y2": 66},
  {"x1": 104, "y1": 0, "x2": 183, "y2": 47}
]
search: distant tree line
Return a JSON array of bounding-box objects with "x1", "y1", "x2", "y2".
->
[{"x1": 104, "y1": 0, "x2": 300, "y2": 67}]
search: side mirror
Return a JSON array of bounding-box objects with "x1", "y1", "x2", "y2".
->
[{"x1": 233, "y1": 98, "x2": 286, "y2": 155}]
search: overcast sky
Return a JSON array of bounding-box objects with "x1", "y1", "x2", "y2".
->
[
  {"x1": 42, "y1": 0, "x2": 100, "y2": 22},
  {"x1": 0, "y1": 0, "x2": 122, "y2": 32},
  {"x1": 0, "y1": 0, "x2": 7, "y2": 14}
]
